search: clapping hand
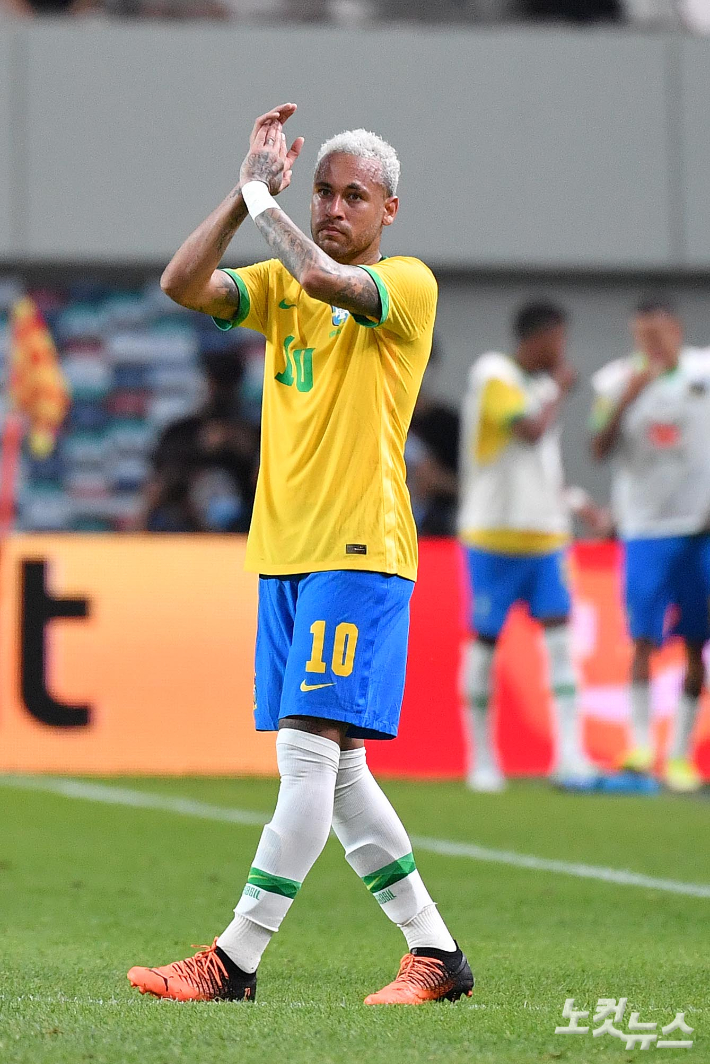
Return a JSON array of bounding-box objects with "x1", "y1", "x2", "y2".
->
[{"x1": 240, "y1": 103, "x2": 305, "y2": 196}]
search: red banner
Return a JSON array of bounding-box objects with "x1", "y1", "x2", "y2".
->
[
  {"x1": 1, "y1": 535, "x2": 708, "y2": 778},
  {"x1": 368, "y1": 539, "x2": 710, "y2": 779}
]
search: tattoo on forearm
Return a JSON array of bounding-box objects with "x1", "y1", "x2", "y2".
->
[
  {"x1": 216, "y1": 196, "x2": 249, "y2": 253},
  {"x1": 255, "y1": 211, "x2": 381, "y2": 319},
  {"x1": 256, "y1": 211, "x2": 324, "y2": 281},
  {"x1": 216, "y1": 225, "x2": 234, "y2": 254}
]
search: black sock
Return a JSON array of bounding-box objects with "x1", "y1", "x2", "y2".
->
[
  {"x1": 215, "y1": 945, "x2": 254, "y2": 980},
  {"x1": 411, "y1": 942, "x2": 461, "y2": 961}
]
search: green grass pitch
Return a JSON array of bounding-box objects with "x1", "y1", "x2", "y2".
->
[{"x1": 0, "y1": 776, "x2": 708, "y2": 1063}]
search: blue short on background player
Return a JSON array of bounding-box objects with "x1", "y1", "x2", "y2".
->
[
  {"x1": 465, "y1": 546, "x2": 571, "y2": 639},
  {"x1": 254, "y1": 570, "x2": 414, "y2": 740},
  {"x1": 624, "y1": 533, "x2": 710, "y2": 645}
]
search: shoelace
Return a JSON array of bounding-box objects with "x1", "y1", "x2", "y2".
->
[
  {"x1": 390, "y1": 953, "x2": 448, "y2": 991},
  {"x1": 167, "y1": 939, "x2": 228, "y2": 996}
]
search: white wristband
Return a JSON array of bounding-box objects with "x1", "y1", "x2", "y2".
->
[{"x1": 241, "y1": 180, "x2": 280, "y2": 219}]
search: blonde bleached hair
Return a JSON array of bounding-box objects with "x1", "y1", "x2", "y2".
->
[{"x1": 315, "y1": 129, "x2": 400, "y2": 197}]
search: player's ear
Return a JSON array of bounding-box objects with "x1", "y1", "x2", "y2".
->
[{"x1": 382, "y1": 196, "x2": 399, "y2": 227}]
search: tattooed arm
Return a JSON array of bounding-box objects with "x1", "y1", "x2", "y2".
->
[
  {"x1": 239, "y1": 109, "x2": 381, "y2": 321},
  {"x1": 160, "y1": 104, "x2": 304, "y2": 320},
  {"x1": 160, "y1": 189, "x2": 249, "y2": 318},
  {"x1": 254, "y1": 210, "x2": 381, "y2": 321}
]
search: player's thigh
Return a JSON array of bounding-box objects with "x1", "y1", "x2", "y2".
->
[
  {"x1": 528, "y1": 550, "x2": 571, "y2": 623},
  {"x1": 623, "y1": 537, "x2": 676, "y2": 645},
  {"x1": 281, "y1": 570, "x2": 413, "y2": 726},
  {"x1": 466, "y1": 547, "x2": 525, "y2": 639},
  {"x1": 670, "y1": 535, "x2": 710, "y2": 644},
  {"x1": 254, "y1": 576, "x2": 299, "y2": 731}
]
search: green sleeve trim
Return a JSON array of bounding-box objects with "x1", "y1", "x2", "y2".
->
[
  {"x1": 246, "y1": 866, "x2": 301, "y2": 899},
  {"x1": 352, "y1": 264, "x2": 390, "y2": 328},
  {"x1": 590, "y1": 397, "x2": 615, "y2": 432},
  {"x1": 362, "y1": 852, "x2": 416, "y2": 894},
  {"x1": 212, "y1": 268, "x2": 251, "y2": 331},
  {"x1": 506, "y1": 409, "x2": 527, "y2": 427}
]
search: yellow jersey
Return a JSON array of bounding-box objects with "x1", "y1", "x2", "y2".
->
[
  {"x1": 214, "y1": 255, "x2": 437, "y2": 580},
  {"x1": 457, "y1": 352, "x2": 570, "y2": 555}
]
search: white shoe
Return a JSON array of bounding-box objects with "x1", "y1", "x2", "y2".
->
[
  {"x1": 466, "y1": 766, "x2": 506, "y2": 792},
  {"x1": 551, "y1": 755, "x2": 599, "y2": 791}
]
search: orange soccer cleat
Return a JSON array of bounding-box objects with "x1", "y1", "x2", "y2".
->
[
  {"x1": 127, "y1": 938, "x2": 256, "y2": 1002},
  {"x1": 364, "y1": 946, "x2": 474, "y2": 1005}
]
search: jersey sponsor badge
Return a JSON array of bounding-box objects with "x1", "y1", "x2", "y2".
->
[
  {"x1": 346, "y1": 543, "x2": 367, "y2": 555},
  {"x1": 331, "y1": 306, "x2": 349, "y2": 327}
]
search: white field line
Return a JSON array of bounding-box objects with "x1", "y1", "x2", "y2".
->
[{"x1": 3, "y1": 775, "x2": 710, "y2": 901}]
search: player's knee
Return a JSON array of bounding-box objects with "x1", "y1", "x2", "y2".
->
[
  {"x1": 683, "y1": 658, "x2": 704, "y2": 699},
  {"x1": 684, "y1": 676, "x2": 703, "y2": 699},
  {"x1": 631, "y1": 640, "x2": 653, "y2": 682}
]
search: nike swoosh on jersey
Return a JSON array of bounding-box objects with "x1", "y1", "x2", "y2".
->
[
  {"x1": 300, "y1": 681, "x2": 335, "y2": 692},
  {"x1": 279, "y1": 299, "x2": 298, "y2": 309}
]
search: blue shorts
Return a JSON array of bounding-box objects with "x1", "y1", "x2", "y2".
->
[
  {"x1": 254, "y1": 570, "x2": 414, "y2": 740},
  {"x1": 624, "y1": 533, "x2": 710, "y2": 645},
  {"x1": 465, "y1": 546, "x2": 571, "y2": 639}
]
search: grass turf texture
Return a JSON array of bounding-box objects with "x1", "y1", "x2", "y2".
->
[{"x1": 0, "y1": 777, "x2": 707, "y2": 1064}]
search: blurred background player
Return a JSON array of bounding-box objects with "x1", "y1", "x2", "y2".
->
[
  {"x1": 458, "y1": 300, "x2": 606, "y2": 792},
  {"x1": 591, "y1": 296, "x2": 710, "y2": 793}
]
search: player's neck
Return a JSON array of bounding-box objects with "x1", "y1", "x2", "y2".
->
[
  {"x1": 332, "y1": 240, "x2": 384, "y2": 267},
  {"x1": 513, "y1": 348, "x2": 538, "y2": 374}
]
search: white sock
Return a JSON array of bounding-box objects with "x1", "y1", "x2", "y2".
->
[
  {"x1": 630, "y1": 682, "x2": 652, "y2": 749},
  {"x1": 217, "y1": 914, "x2": 271, "y2": 974},
  {"x1": 332, "y1": 747, "x2": 456, "y2": 952},
  {"x1": 669, "y1": 691, "x2": 700, "y2": 761},
  {"x1": 399, "y1": 904, "x2": 457, "y2": 951},
  {"x1": 543, "y1": 625, "x2": 586, "y2": 769},
  {"x1": 217, "y1": 729, "x2": 340, "y2": 971},
  {"x1": 461, "y1": 639, "x2": 498, "y2": 775}
]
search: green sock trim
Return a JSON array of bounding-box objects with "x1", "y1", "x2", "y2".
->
[
  {"x1": 246, "y1": 866, "x2": 301, "y2": 899},
  {"x1": 553, "y1": 683, "x2": 576, "y2": 698},
  {"x1": 362, "y1": 853, "x2": 416, "y2": 894}
]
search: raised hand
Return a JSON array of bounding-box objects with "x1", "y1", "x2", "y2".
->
[{"x1": 240, "y1": 104, "x2": 305, "y2": 196}]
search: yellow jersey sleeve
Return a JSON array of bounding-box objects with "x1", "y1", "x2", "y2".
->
[
  {"x1": 590, "y1": 394, "x2": 615, "y2": 431},
  {"x1": 475, "y1": 377, "x2": 527, "y2": 464},
  {"x1": 354, "y1": 257, "x2": 438, "y2": 341},
  {"x1": 212, "y1": 261, "x2": 273, "y2": 336}
]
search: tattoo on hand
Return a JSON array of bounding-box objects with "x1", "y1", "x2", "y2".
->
[{"x1": 241, "y1": 150, "x2": 285, "y2": 195}]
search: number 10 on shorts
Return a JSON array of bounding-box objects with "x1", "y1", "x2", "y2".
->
[{"x1": 306, "y1": 621, "x2": 359, "y2": 677}]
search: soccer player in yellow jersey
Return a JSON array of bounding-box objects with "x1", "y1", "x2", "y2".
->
[{"x1": 127, "y1": 104, "x2": 472, "y2": 1006}]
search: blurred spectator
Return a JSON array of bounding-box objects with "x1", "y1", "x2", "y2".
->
[
  {"x1": 520, "y1": 0, "x2": 622, "y2": 21},
  {"x1": 1, "y1": 0, "x2": 97, "y2": 13},
  {"x1": 138, "y1": 348, "x2": 259, "y2": 533},
  {"x1": 406, "y1": 339, "x2": 460, "y2": 536}
]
